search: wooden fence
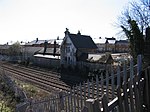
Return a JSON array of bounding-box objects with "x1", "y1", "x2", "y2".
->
[{"x1": 16, "y1": 57, "x2": 149, "y2": 112}]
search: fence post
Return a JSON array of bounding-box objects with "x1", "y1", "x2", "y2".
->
[
  {"x1": 87, "y1": 79, "x2": 90, "y2": 98},
  {"x1": 111, "y1": 66, "x2": 115, "y2": 99},
  {"x1": 133, "y1": 77, "x2": 140, "y2": 112},
  {"x1": 92, "y1": 78, "x2": 94, "y2": 98},
  {"x1": 59, "y1": 91, "x2": 64, "y2": 111},
  {"x1": 67, "y1": 91, "x2": 70, "y2": 112},
  {"x1": 122, "y1": 82, "x2": 130, "y2": 112},
  {"x1": 101, "y1": 73, "x2": 104, "y2": 96},
  {"x1": 76, "y1": 84, "x2": 80, "y2": 112},
  {"x1": 117, "y1": 65, "x2": 120, "y2": 86},
  {"x1": 106, "y1": 70, "x2": 109, "y2": 101},
  {"x1": 86, "y1": 99, "x2": 101, "y2": 112},
  {"x1": 93, "y1": 99, "x2": 101, "y2": 112},
  {"x1": 148, "y1": 67, "x2": 150, "y2": 110},
  {"x1": 96, "y1": 75, "x2": 99, "y2": 101},
  {"x1": 123, "y1": 60, "x2": 127, "y2": 83},
  {"x1": 86, "y1": 99, "x2": 95, "y2": 112},
  {"x1": 70, "y1": 88, "x2": 73, "y2": 111},
  {"x1": 130, "y1": 57, "x2": 134, "y2": 84},
  {"x1": 102, "y1": 94, "x2": 109, "y2": 112},
  {"x1": 137, "y1": 54, "x2": 142, "y2": 77},
  {"x1": 117, "y1": 85, "x2": 123, "y2": 112},
  {"x1": 73, "y1": 86, "x2": 76, "y2": 112},
  {"x1": 81, "y1": 106, "x2": 89, "y2": 112},
  {"x1": 80, "y1": 83, "x2": 83, "y2": 109},
  {"x1": 83, "y1": 82, "x2": 86, "y2": 105},
  {"x1": 145, "y1": 68, "x2": 150, "y2": 111},
  {"x1": 129, "y1": 78, "x2": 135, "y2": 112}
]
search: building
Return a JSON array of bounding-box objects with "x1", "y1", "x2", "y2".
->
[
  {"x1": 93, "y1": 38, "x2": 106, "y2": 53},
  {"x1": 105, "y1": 37, "x2": 116, "y2": 52},
  {"x1": 23, "y1": 38, "x2": 61, "y2": 61},
  {"x1": 60, "y1": 28, "x2": 98, "y2": 67},
  {"x1": 115, "y1": 40, "x2": 129, "y2": 53},
  {"x1": 94, "y1": 37, "x2": 130, "y2": 53},
  {"x1": 0, "y1": 44, "x2": 10, "y2": 55},
  {"x1": 94, "y1": 37, "x2": 116, "y2": 53}
]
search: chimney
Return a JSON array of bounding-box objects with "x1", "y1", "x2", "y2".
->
[
  {"x1": 53, "y1": 40, "x2": 57, "y2": 56},
  {"x1": 64, "y1": 28, "x2": 70, "y2": 36},
  {"x1": 36, "y1": 38, "x2": 38, "y2": 42},
  {"x1": 57, "y1": 36, "x2": 59, "y2": 40},
  {"x1": 43, "y1": 40, "x2": 48, "y2": 54},
  {"x1": 77, "y1": 30, "x2": 81, "y2": 35}
]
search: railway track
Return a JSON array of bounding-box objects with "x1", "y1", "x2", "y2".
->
[
  {"x1": 0, "y1": 61, "x2": 117, "y2": 101},
  {"x1": 0, "y1": 62, "x2": 71, "y2": 93}
]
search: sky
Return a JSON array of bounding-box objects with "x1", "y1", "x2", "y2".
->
[{"x1": 0, "y1": 0, "x2": 132, "y2": 44}]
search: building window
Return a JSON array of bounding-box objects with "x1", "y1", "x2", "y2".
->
[{"x1": 66, "y1": 46, "x2": 70, "y2": 53}]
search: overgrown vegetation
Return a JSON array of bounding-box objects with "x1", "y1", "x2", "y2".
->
[
  {"x1": 0, "y1": 72, "x2": 51, "y2": 112},
  {"x1": 8, "y1": 41, "x2": 22, "y2": 56},
  {"x1": 0, "y1": 75, "x2": 19, "y2": 112},
  {"x1": 15, "y1": 80, "x2": 51, "y2": 100}
]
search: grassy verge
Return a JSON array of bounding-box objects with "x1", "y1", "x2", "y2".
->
[
  {"x1": 0, "y1": 82, "x2": 18, "y2": 112},
  {"x1": 14, "y1": 79, "x2": 51, "y2": 100},
  {"x1": 0, "y1": 101, "x2": 12, "y2": 112}
]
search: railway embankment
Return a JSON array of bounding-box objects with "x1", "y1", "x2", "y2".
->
[
  {"x1": 0, "y1": 61, "x2": 88, "y2": 111},
  {"x1": 0, "y1": 69, "x2": 26, "y2": 111}
]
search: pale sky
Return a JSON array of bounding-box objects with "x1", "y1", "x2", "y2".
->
[{"x1": 0, "y1": 0, "x2": 132, "y2": 44}]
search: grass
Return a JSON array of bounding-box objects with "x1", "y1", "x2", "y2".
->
[
  {"x1": 14, "y1": 79, "x2": 51, "y2": 100},
  {"x1": 0, "y1": 102, "x2": 12, "y2": 112},
  {"x1": 0, "y1": 91, "x2": 16, "y2": 112},
  {"x1": 0, "y1": 76, "x2": 51, "y2": 112}
]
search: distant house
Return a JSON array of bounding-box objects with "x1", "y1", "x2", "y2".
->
[
  {"x1": 34, "y1": 39, "x2": 61, "y2": 56},
  {"x1": 60, "y1": 28, "x2": 98, "y2": 67},
  {"x1": 105, "y1": 37, "x2": 116, "y2": 52},
  {"x1": 23, "y1": 38, "x2": 62, "y2": 68},
  {"x1": 0, "y1": 44, "x2": 10, "y2": 55},
  {"x1": 115, "y1": 40, "x2": 129, "y2": 53},
  {"x1": 94, "y1": 37, "x2": 116, "y2": 53},
  {"x1": 94, "y1": 37, "x2": 130, "y2": 53},
  {"x1": 24, "y1": 38, "x2": 48, "y2": 60},
  {"x1": 93, "y1": 38, "x2": 106, "y2": 52},
  {"x1": 24, "y1": 38, "x2": 61, "y2": 61}
]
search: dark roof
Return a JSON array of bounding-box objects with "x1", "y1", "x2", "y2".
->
[
  {"x1": 25, "y1": 40, "x2": 46, "y2": 45},
  {"x1": 97, "y1": 54, "x2": 113, "y2": 64},
  {"x1": 115, "y1": 40, "x2": 129, "y2": 44},
  {"x1": 69, "y1": 33, "x2": 97, "y2": 49},
  {"x1": 35, "y1": 48, "x2": 60, "y2": 55},
  {"x1": 105, "y1": 37, "x2": 116, "y2": 40},
  {"x1": 25, "y1": 39, "x2": 56, "y2": 46}
]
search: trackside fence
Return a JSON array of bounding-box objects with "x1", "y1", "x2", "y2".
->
[{"x1": 5, "y1": 57, "x2": 150, "y2": 112}]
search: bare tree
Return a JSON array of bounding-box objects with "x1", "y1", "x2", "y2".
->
[
  {"x1": 130, "y1": 0, "x2": 150, "y2": 33},
  {"x1": 8, "y1": 41, "x2": 21, "y2": 56},
  {"x1": 119, "y1": 0, "x2": 150, "y2": 33},
  {"x1": 118, "y1": 0, "x2": 150, "y2": 59}
]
